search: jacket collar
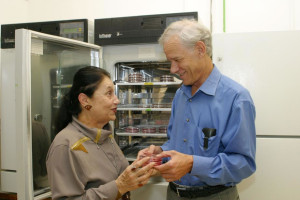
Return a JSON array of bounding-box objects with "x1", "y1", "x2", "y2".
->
[{"x1": 71, "y1": 116, "x2": 112, "y2": 144}]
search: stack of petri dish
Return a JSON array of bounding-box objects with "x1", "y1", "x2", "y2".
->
[
  {"x1": 160, "y1": 75, "x2": 174, "y2": 82},
  {"x1": 128, "y1": 72, "x2": 143, "y2": 82},
  {"x1": 158, "y1": 126, "x2": 167, "y2": 133},
  {"x1": 125, "y1": 126, "x2": 140, "y2": 133},
  {"x1": 142, "y1": 127, "x2": 157, "y2": 133}
]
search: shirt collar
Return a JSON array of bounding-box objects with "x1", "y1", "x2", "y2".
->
[
  {"x1": 181, "y1": 65, "x2": 221, "y2": 97},
  {"x1": 71, "y1": 116, "x2": 112, "y2": 144}
]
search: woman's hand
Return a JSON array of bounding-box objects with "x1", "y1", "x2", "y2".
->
[
  {"x1": 115, "y1": 156, "x2": 155, "y2": 195},
  {"x1": 137, "y1": 145, "x2": 163, "y2": 158},
  {"x1": 136, "y1": 145, "x2": 163, "y2": 178}
]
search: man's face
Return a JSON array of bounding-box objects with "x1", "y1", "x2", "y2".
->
[{"x1": 163, "y1": 35, "x2": 204, "y2": 86}]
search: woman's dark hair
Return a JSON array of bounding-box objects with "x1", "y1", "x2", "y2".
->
[{"x1": 54, "y1": 66, "x2": 110, "y2": 134}]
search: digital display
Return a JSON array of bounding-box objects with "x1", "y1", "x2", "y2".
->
[
  {"x1": 62, "y1": 28, "x2": 79, "y2": 34},
  {"x1": 59, "y1": 22, "x2": 84, "y2": 41}
]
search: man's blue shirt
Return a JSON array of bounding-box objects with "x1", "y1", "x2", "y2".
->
[{"x1": 161, "y1": 66, "x2": 256, "y2": 186}]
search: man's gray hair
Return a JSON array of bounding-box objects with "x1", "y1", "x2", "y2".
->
[{"x1": 158, "y1": 19, "x2": 212, "y2": 57}]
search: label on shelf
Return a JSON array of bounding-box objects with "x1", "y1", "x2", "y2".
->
[{"x1": 144, "y1": 82, "x2": 154, "y2": 85}]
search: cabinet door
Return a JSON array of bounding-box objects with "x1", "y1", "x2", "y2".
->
[
  {"x1": 15, "y1": 29, "x2": 102, "y2": 200},
  {"x1": 238, "y1": 138, "x2": 300, "y2": 200},
  {"x1": 212, "y1": 31, "x2": 300, "y2": 136}
]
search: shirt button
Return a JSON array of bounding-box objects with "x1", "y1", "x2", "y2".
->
[
  {"x1": 189, "y1": 99, "x2": 192, "y2": 102},
  {"x1": 186, "y1": 118, "x2": 190, "y2": 122},
  {"x1": 183, "y1": 139, "x2": 187, "y2": 142}
]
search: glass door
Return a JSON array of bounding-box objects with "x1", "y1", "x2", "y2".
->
[{"x1": 15, "y1": 29, "x2": 102, "y2": 200}]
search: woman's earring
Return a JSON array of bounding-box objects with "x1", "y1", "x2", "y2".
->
[{"x1": 84, "y1": 105, "x2": 92, "y2": 110}]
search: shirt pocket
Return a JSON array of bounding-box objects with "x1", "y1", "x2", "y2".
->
[{"x1": 196, "y1": 127, "x2": 219, "y2": 156}]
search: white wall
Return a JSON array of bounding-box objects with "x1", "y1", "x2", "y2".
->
[
  {"x1": 0, "y1": 0, "x2": 211, "y2": 28},
  {"x1": 225, "y1": 0, "x2": 300, "y2": 32},
  {"x1": 1, "y1": 0, "x2": 300, "y2": 34},
  {"x1": 0, "y1": 0, "x2": 29, "y2": 24}
]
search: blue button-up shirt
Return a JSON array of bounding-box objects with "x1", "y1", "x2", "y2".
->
[{"x1": 161, "y1": 66, "x2": 256, "y2": 186}]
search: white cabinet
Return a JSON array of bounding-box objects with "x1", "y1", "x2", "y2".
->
[
  {"x1": 1, "y1": 49, "x2": 17, "y2": 172},
  {"x1": 14, "y1": 29, "x2": 102, "y2": 199},
  {"x1": 131, "y1": 180, "x2": 168, "y2": 200},
  {"x1": 213, "y1": 31, "x2": 300, "y2": 136},
  {"x1": 213, "y1": 31, "x2": 300, "y2": 199},
  {"x1": 238, "y1": 138, "x2": 300, "y2": 200}
]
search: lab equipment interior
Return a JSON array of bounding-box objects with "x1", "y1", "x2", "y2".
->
[{"x1": 1, "y1": 1, "x2": 300, "y2": 200}]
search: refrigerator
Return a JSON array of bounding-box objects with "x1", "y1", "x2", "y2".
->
[
  {"x1": 1, "y1": 29, "x2": 102, "y2": 200},
  {"x1": 103, "y1": 44, "x2": 176, "y2": 200},
  {"x1": 0, "y1": 19, "x2": 93, "y2": 196},
  {"x1": 212, "y1": 31, "x2": 300, "y2": 200}
]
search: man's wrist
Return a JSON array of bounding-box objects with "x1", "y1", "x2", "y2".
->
[
  {"x1": 188, "y1": 155, "x2": 194, "y2": 173},
  {"x1": 155, "y1": 146, "x2": 163, "y2": 154}
]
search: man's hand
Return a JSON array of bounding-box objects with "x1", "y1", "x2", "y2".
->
[{"x1": 154, "y1": 150, "x2": 193, "y2": 182}]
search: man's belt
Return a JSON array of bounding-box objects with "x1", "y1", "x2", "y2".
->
[{"x1": 169, "y1": 182, "x2": 231, "y2": 198}]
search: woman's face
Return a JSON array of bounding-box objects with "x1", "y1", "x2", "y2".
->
[{"x1": 88, "y1": 76, "x2": 120, "y2": 125}]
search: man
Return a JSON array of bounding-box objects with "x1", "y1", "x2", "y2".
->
[{"x1": 139, "y1": 19, "x2": 256, "y2": 199}]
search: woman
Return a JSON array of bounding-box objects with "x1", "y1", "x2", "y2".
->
[{"x1": 46, "y1": 66, "x2": 154, "y2": 200}]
